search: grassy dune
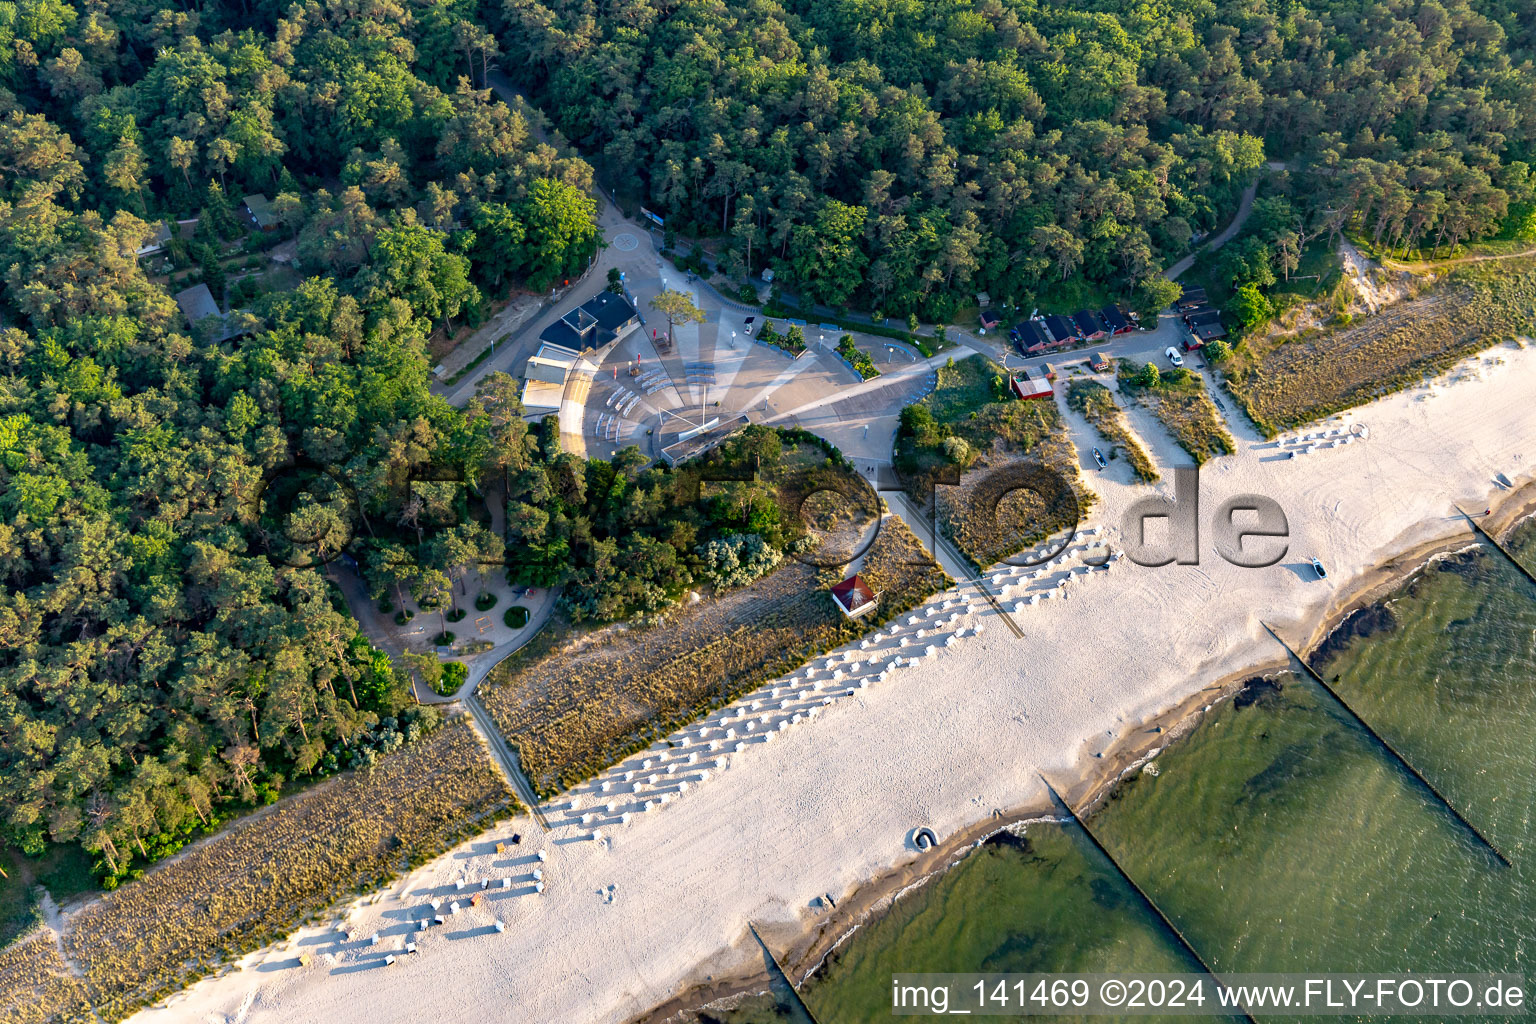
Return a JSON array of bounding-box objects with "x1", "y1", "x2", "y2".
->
[
  {"x1": 1118, "y1": 363, "x2": 1236, "y2": 465},
  {"x1": 481, "y1": 518, "x2": 949, "y2": 798},
  {"x1": 15, "y1": 720, "x2": 512, "y2": 1023},
  {"x1": 1223, "y1": 258, "x2": 1536, "y2": 435},
  {"x1": 1065, "y1": 380, "x2": 1159, "y2": 482}
]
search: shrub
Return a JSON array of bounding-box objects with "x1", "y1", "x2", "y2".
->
[
  {"x1": 432, "y1": 630, "x2": 456, "y2": 645},
  {"x1": 1117, "y1": 361, "x2": 1235, "y2": 464},
  {"x1": 475, "y1": 591, "x2": 498, "y2": 611},
  {"x1": 836, "y1": 334, "x2": 880, "y2": 379},
  {"x1": 440, "y1": 661, "x2": 467, "y2": 693},
  {"x1": 1230, "y1": 283, "x2": 1275, "y2": 330},
  {"x1": 446, "y1": 608, "x2": 467, "y2": 623},
  {"x1": 504, "y1": 605, "x2": 530, "y2": 629},
  {"x1": 942, "y1": 436, "x2": 971, "y2": 463},
  {"x1": 696, "y1": 533, "x2": 782, "y2": 589}
]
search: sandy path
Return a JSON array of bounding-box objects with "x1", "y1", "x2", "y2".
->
[
  {"x1": 131, "y1": 343, "x2": 1536, "y2": 1024},
  {"x1": 1382, "y1": 245, "x2": 1536, "y2": 272}
]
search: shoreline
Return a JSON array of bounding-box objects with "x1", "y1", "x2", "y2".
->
[
  {"x1": 635, "y1": 477, "x2": 1536, "y2": 1024},
  {"x1": 120, "y1": 342, "x2": 1536, "y2": 1024}
]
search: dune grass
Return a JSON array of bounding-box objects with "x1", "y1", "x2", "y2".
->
[
  {"x1": 40, "y1": 719, "x2": 511, "y2": 1023},
  {"x1": 480, "y1": 517, "x2": 949, "y2": 799},
  {"x1": 897, "y1": 356, "x2": 1091, "y2": 572},
  {"x1": 1222, "y1": 258, "x2": 1536, "y2": 435},
  {"x1": 0, "y1": 936, "x2": 92, "y2": 1024},
  {"x1": 1117, "y1": 362, "x2": 1236, "y2": 464},
  {"x1": 1065, "y1": 380, "x2": 1159, "y2": 482}
]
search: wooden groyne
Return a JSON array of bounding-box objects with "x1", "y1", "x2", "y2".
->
[
  {"x1": 1455, "y1": 504, "x2": 1536, "y2": 590},
  {"x1": 748, "y1": 921, "x2": 827, "y2": 1024},
  {"x1": 1039, "y1": 776, "x2": 1260, "y2": 1024},
  {"x1": 1260, "y1": 622, "x2": 1510, "y2": 868}
]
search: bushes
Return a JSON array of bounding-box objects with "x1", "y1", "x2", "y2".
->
[
  {"x1": 1117, "y1": 362, "x2": 1236, "y2": 464},
  {"x1": 756, "y1": 321, "x2": 805, "y2": 355},
  {"x1": 439, "y1": 661, "x2": 467, "y2": 694},
  {"x1": 836, "y1": 334, "x2": 880, "y2": 379},
  {"x1": 0, "y1": 936, "x2": 92, "y2": 1024},
  {"x1": 475, "y1": 591, "x2": 498, "y2": 611},
  {"x1": 1224, "y1": 258, "x2": 1536, "y2": 434},
  {"x1": 696, "y1": 532, "x2": 782, "y2": 589},
  {"x1": 1065, "y1": 380, "x2": 1159, "y2": 482},
  {"x1": 504, "y1": 605, "x2": 530, "y2": 628},
  {"x1": 54, "y1": 719, "x2": 511, "y2": 1023}
]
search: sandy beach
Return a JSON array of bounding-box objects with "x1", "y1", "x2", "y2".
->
[{"x1": 131, "y1": 342, "x2": 1536, "y2": 1024}]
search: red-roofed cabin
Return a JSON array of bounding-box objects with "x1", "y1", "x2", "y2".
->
[
  {"x1": 1010, "y1": 375, "x2": 1054, "y2": 400},
  {"x1": 831, "y1": 574, "x2": 879, "y2": 618}
]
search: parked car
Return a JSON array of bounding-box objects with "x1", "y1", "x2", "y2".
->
[
  {"x1": 1311, "y1": 558, "x2": 1328, "y2": 580},
  {"x1": 1092, "y1": 447, "x2": 1107, "y2": 470},
  {"x1": 1164, "y1": 346, "x2": 1185, "y2": 368}
]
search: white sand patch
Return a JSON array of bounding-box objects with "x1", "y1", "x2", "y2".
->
[{"x1": 134, "y1": 342, "x2": 1536, "y2": 1024}]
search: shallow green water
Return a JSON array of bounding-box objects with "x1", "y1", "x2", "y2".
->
[{"x1": 698, "y1": 522, "x2": 1536, "y2": 1023}]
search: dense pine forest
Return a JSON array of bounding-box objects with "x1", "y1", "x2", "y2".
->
[
  {"x1": 1, "y1": 0, "x2": 1535, "y2": 906},
  {"x1": 498, "y1": 0, "x2": 1536, "y2": 318},
  {"x1": 0, "y1": 0, "x2": 603, "y2": 889}
]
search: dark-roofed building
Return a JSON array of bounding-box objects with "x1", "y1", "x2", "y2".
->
[
  {"x1": 1072, "y1": 309, "x2": 1106, "y2": 341},
  {"x1": 539, "y1": 291, "x2": 641, "y2": 351},
  {"x1": 174, "y1": 283, "x2": 248, "y2": 342},
  {"x1": 979, "y1": 308, "x2": 1002, "y2": 330},
  {"x1": 1012, "y1": 320, "x2": 1052, "y2": 354},
  {"x1": 175, "y1": 283, "x2": 220, "y2": 325},
  {"x1": 241, "y1": 194, "x2": 277, "y2": 231},
  {"x1": 1090, "y1": 351, "x2": 1113, "y2": 372},
  {"x1": 135, "y1": 221, "x2": 174, "y2": 257},
  {"x1": 1175, "y1": 288, "x2": 1208, "y2": 312},
  {"x1": 1099, "y1": 305, "x2": 1131, "y2": 335},
  {"x1": 1043, "y1": 314, "x2": 1078, "y2": 346},
  {"x1": 830, "y1": 574, "x2": 879, "y2": 618},
  {"x1": 1191, "y1": 320, "x2": 1228, "y2": 343},
  {"x1": 1185, "y1": 309, "x2": 1223, "y2": 328}
]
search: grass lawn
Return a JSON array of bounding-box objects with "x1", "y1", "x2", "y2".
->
[{"x1": 920, "y1": 356, "x2": 1005, "y2": 422}]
